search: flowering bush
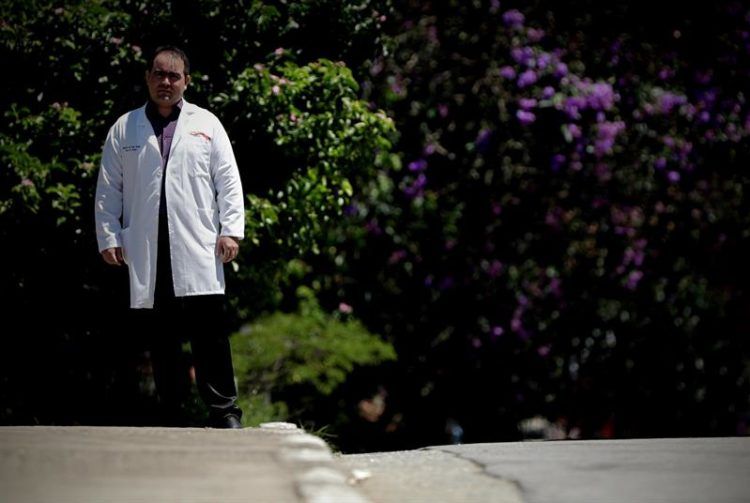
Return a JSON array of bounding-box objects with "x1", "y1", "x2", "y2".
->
[{"x1": 314, "y1": 1, "x2": 750, "y2": 443}]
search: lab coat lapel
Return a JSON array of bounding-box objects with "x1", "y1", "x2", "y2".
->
[{"x1": 168, "y1": 99, "x2": 196, "y2": 159}]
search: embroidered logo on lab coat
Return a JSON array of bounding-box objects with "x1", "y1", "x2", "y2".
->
[{"x1": 190, "y1": 131, "x2": 212, "y2": 142}]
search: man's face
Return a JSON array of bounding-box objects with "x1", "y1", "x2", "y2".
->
[{"x1": 145, "y1": 52, "x2": 190, "y2": 107}]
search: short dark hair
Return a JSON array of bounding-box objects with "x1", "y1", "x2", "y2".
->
[{"x1": 148, "y1": 45, "x2": 190, "y2": 75}]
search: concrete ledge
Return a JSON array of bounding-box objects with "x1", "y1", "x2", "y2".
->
[
  {"x1": 0, "y1": 425, "x2": 369, "y2": 503},
  {"x1": 262, "y1": 422, "x2": 372, "y2": 503}
]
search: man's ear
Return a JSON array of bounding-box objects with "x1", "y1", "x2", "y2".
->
[{"x1": 185, "y1": 74, "x2": 191, "y2": 87}]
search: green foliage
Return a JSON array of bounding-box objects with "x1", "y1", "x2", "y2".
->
[
  {"x1": 216, "y1": 58, "x2": 395, "y2": 257},
  {"x1": 1, "y1": 103, "x2": 90, "y2": 220},
  {"x1": 231, "y1": 286, "x2": 396, "y2": 425},
  {"x1": 212, "y1": 56, "x2": 396, "y2": 319}
]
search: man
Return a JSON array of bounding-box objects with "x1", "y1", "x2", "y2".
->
[{"x1": 95, "y1": 46, "x2": 245, "y2": 428}]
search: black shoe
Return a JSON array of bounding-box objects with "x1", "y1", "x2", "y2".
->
[{"x1": 211, "y1": 414, "x2": 242, "y2": 429}]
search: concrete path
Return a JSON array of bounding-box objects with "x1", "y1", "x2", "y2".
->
[
  {"x1": 338, "y1": 437, "x2": 750, "y2": 503},
  {"x1": 337, "y1": 448, "x2": 524, "y2": 503},
  {"x1": 3, "y1": 426, "x2": 748, "y2": 503},
  {"x1": 0, "y1": 423, "x2": 366, "y2": 503}
]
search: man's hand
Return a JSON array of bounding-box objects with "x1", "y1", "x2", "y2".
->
[
  {"x1": 216, "y1": 236, "x2": 240, "y2": 263},
  {"x1": 101, "y1": 247, "x2": 124, "y2": 266}
]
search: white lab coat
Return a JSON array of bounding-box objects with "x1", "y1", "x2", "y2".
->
[{"x1": 95, "y1": 99, "x2": 245, "y2": 309}]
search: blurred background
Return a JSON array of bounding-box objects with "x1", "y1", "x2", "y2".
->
[{"x1": 1, "y1": 0, "x2": 749, "y2": 453}]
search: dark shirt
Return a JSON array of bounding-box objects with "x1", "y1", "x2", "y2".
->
[
  {"x1": 145, "y1": 99, "x2": 182, "y2": 243},
  {"x1": 145, "y1": 98, "x2": 182, "y2": 168}
]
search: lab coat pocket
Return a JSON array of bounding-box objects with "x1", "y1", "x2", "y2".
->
[
  {"x1": 185, "y1": 135, "x2": 212, "y2": 178},
  {"x1": 196, "y1": 207, "x2": 220, "y2": 245}
]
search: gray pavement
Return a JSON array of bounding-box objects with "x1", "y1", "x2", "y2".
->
[
  {"x1": 3, "y1": 426, "x2": 748, "y2": 503},
  {"x1": 337, "y1": 448, "x2": 523, "y2": 503},
  {"x1": 338, "y1": 437, "x2": 750, "y2": 503},
  {"x1": 0, "y1": 423, "x2": 367, "y2": 503}
]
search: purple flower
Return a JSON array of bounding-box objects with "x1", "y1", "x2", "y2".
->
[
  {"x1": 527, "y1": 27, "x2": 545, "y2": 42},
  {"x1": 548, "y1": 277, "x2": 562, "y2": 297},
  {"x1": 511, "y1": 46, "x2": 535, "y2": 66},
  {"x1": 654, "y1": 157, "x2": 667, "y2": 170},
  {"x1": 403, "y1": 173, "x2": 427, "y2": 198},
  {"x1": 503, "y1": 9, "x2": 525, "y2": 28},
  {"x1": 554, "y1": 62, "x2": 568, "y2": 78},
  {"x1": 518, "y1": 98, "x2": 538, "y2": 110},
  {"x1": 491, "y1": 326, "x2": 505, "y2": 338},
  {"x1": 658, "y1": 68, "x2": 674, "y2": 80},
  {"x1": 388, "y1": 249, "x2": 407, "y2": 264},
  {"x1": 475, "y1": 128, "x2": 493, "y2": 151},
  {"x1": 594, "y1": 121, "x2": 626, "y2": 156},
  {"x1": 438, "y1": 103, "x2": 449, "y2": 117},
  {"x1": 516, "y1": 109, "x2": 536, "y2": 125},
  {"x1": 594, "y1": 138, "x2": 615, "y2": 157},
  {"x1": 426, "y1": 25, "x2": 439, "y2": 43},
  {"x1": 499, "y1": 66, "x2": 516, "y2": 79},
  {"x1": 625, "y1": 270, "x2": 643, "y2": 290},
  {"x1": 408, "y1": 158, "x2": 428, "y2": 172},
  {"x1": 586, "y1": 82, "x2": 616, "y2": 110},
  {"x1": 550, "y1": 153, "x2": 566, "y2": 171},
  {"x1": 536, "y1": 52, "x2": 552, "y2": 69},
  {"x1": 545, "y1": 208, "x2": 561, "y2": 227},
  {"x1": 562, "y1": 96, "x2": 586, "y2": 119},
  {"x1": 542, "y1": 86, "x2": 555, "y2": 99},
  {"x1": 517, "y1": 69, "x2": 537, "y2": 88},
  {"x1": 656, "y1": 90, "x2": 687, "y2": 114},
  {"x1": 697, "y1": 88, "x2": 718, "y2": 107},
  {"x1": 488, "y1": 260, "x2": 504, "y2": 277},
  {"x1": 564, "y1": 123, "x2": 582, "y2": 139},
  {"x1": 633, "y1": 249, "x2": 645, "y2": 267},
  {"x1": 598, "y1": 120, "x2": 626, "y2": 138},
  {"x1": 667, "y1": 171, "x2": 681, "y2": 183},
  {"x1": 511, "y1": 317, "x2": 522, "y2": 332}
]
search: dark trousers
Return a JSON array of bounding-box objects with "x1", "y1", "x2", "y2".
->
[{"x1": 136, "y1": 231, "x2": 242, "y2": 426}]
